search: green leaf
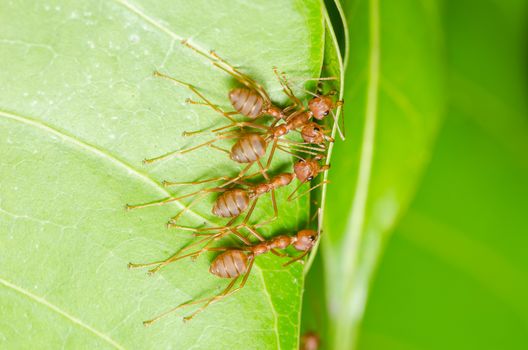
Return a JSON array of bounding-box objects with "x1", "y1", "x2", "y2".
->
[
  {"x1": 322, "y1": 0, "x2": 445, "y2": 348},
  {"x1": 356, "y1": 0, "x2": 528, "y2": 349},
  {"x1": 300, "y1": 0, "x2": 345, "y2": 342},
  {"x1": 0, "y1": 1, "x2": 325, "y2": 348}
]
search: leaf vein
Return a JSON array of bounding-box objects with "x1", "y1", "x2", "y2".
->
[
  {"x1": 0, "y1": 277, "x2": 126, "y2": 350},
  {"x1": 257, "y1": 268, "x2": 281, "y2": 350},
  {"x1": 0, "y1": 109, "x2": 212, "y2": 224}
]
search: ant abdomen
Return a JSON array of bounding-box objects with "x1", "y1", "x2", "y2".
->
[
  {"x1": 209, "y1": 250, "x2": 248, "y2": 278},
  {"x1": 212, "y1": 189, "x2": 250, "y2": 217},
  {"x1": 229, "y1": 88, "x2": 265, "y2": 119},
  {"x1": 230, "y1": 133, "x2": 267, "y2": 163}
]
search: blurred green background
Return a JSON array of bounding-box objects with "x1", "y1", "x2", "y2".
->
[{"x1": 303, "y1": 0, "x2": 528, "y2": 349}]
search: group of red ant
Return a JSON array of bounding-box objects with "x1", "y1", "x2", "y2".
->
[{"x1": 126, "y1": 39, "x2": 344, "y2": 326}]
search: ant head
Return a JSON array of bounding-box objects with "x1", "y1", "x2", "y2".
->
[
  {"x1": 293, "y1": 158, "x2": 316, "y2": 182},
  {"x1": 308, "y1": 95, "x2": 334, "y2": 120},
  {"x1": 294, "y1": 229, "x2": 318, "y2": 251},
  {"x1": 293, "y1": 157, "x2": 328, "y2": 183},
  {"x1": 301, "y1": 122, "x2": 326, "y2": 144}
]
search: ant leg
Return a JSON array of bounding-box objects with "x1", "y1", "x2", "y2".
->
[
  {"x1": 276, "y1": 145, "x2": 306, "y2": 160},
  {"x1": 178, "y1": 224, "x2": 252, "y2": 246},
  {"x1": 182, "y1": 113, "x2": 240, "y2": 138},
  {"x1": 273, "y1": 67, "x2": 302, "y2": 107},
  {"x1": 277, "y1": 145, "x2": 320, "y2": 159},
  {"x1": 185, "y1": 99, "x2": 237, "y2": 116},
  {"x1": 253, "y1": 190, "x2": 278, "y2": 228},
  {"x1": 180, "y1": 40, "x2": 270, "y2": 102},
  {"x1": 208, "y1": 144, "x2": 231, "y2": 155},
  {"x1": 280, "y1": 145, "x2": 325, "y2": 157},
  {"x1": 309, "y1": 208, "x2": 320, "y2": 225},
  {"x1": 240, "y1": 198, "x2": 259, "y2": 226},
  {"x1": 173, "y1": 233, "x2": 229, "y2": 257},
  {"x1": 169, "y1": 191, "x2": 211, "y2": 223},
  {"x1": 191, "y1": 227, "x2": 253, "y2": 245},
  {"x1": 163, "y1": 176, "x2": 231, "y2": 188},
  {"x1": 209, "y1": 51, "x2": 271, "y2": 102},
  {"x1": 257, "y1": 159, "x2": 270, "y2": 180},
  {"x1": 225, "y1": 227, "x2": 252, "y2": 245},
  {"x1": 322, "y1": 127, "x2": 336, "y2": 143},
  {"x1": 270, "y1": 249, "x2": 289, "y2": 258},
  {"x1": 283, "y1": 109, "x2": 303, "y2": 123},
  {"x1": 153, "y1": 71, "x2": 236, "y2": 123},
  {"x1": 168, "y1": 217, "x2": 237, "y2": 231},
  {"x1": 285, "y1": 76, "x2": 338, "y2": 83},
  {"x1": 125, "y1": 188, "x2": 222, "y2": 211},
  {"x1": 283, "y1": 105, "x2": 306, "y2": 119},
  {"x1": 239, "y1": 225, "x2": 265, "y2": 241},
  {"x1": 164, "y1": 173, "x2": 251, "y2": 189},
  {"x1": 269, "y1": 189, "x2": 278, "y2": 222},
  {"x1": 213, "y1": 121, "x2": 270, "y2": 135},
  {"x1": 143, "y1": 276, "x2": 240, "y2": 326},
  {"x1": 331, "y1": 101, "x2": 346, "y2": 140},
  {"x1": 188, "y1": 235, "x2": 248, "y2": 260},
  {"x1": 185, "y1": 99, "x2": 238, "y2": 111},
  {"x1": 128, "y1": 245, "x2": 229, "y2": 275},
  {"x1": 279, "y1": 139, "x2": 327, "y2": 151},
  {"x1": 288, "y1": 180, "x2": 330, "y2": 202},
  {"x1": 283, "y1": 251, "x2": 310, "y2": 266},
  {"x1": 220, "y1": 163, "x2": 254, "y2": 188},
  {"x1": 143, "y1": 134, "x2": 238, "y2": 164},
  {"x1": 211, "y1": 60, "x2": 264, "y2": 95},
  {"x1": 265, "y1": 138, "x2": 279, "y2": 170},
  {"x1": 182, "y1": 256, "x2": 255, "y2": 321}
]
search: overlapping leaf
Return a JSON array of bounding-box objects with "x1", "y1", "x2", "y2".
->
[{"x1": 0, "y1": 1, "x2": 325, "y2": 348}]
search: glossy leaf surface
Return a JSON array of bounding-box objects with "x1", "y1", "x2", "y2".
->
[{"x1": 0, "y1": 1, "x2": 325, "y2": 348}]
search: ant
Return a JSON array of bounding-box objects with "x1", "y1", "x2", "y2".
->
[
  {"x1": 143, "y1": 54, "x2": 341, "y2": 186},
  {"x1": 126, "y1": 156, "x2": 329, "y2": 230},
  {"x1": 128, "y1": 226, "x2": 320, "y2": 325},
  {"x1": 179, "y1": 39, "x2": 345, "y2": 139},
  {"x1": 300, "y1": 331, "x2": 321, "y2": 350},
  {"x1": 142, "y1": 74, "x2": 334, "y2": 192}
]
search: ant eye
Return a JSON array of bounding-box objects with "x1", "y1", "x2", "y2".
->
[
  {"x1": 309, "y1": 236, "x2": 315, "y2": 241},
  {"x1": 307, "y1": 176, "x2": 313, "y2": 181},
  {"x1": 323, "y1": 110, "x2": 329, "y2": 116},
  {"x1": 314, "y1": 126, "x2": 320, "y2": 132}
]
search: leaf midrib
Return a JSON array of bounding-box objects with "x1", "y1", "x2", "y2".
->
[
  {"x1": 0, "y1": 277, "x2": 126, "y2": 350},
  {"x1": 0, "y1": 108, "x2": 212, "y2": 225}
]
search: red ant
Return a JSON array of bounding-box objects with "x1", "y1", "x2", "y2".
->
[
  {"x1": 300, "y1": 331, "x2": 321, "y2": 350},
  {"x1": 179, "y1": 39, "x2": 345, "y2": 139},
  {"x1": 141, "y1": 88, "x2": 330, "y2": 163},
  {"x1": 128, "y1": 226, "x2": 320, "y2": 325},
  {"x1": 126, "y1": 156, "x2": 329, "y2": 230}
]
